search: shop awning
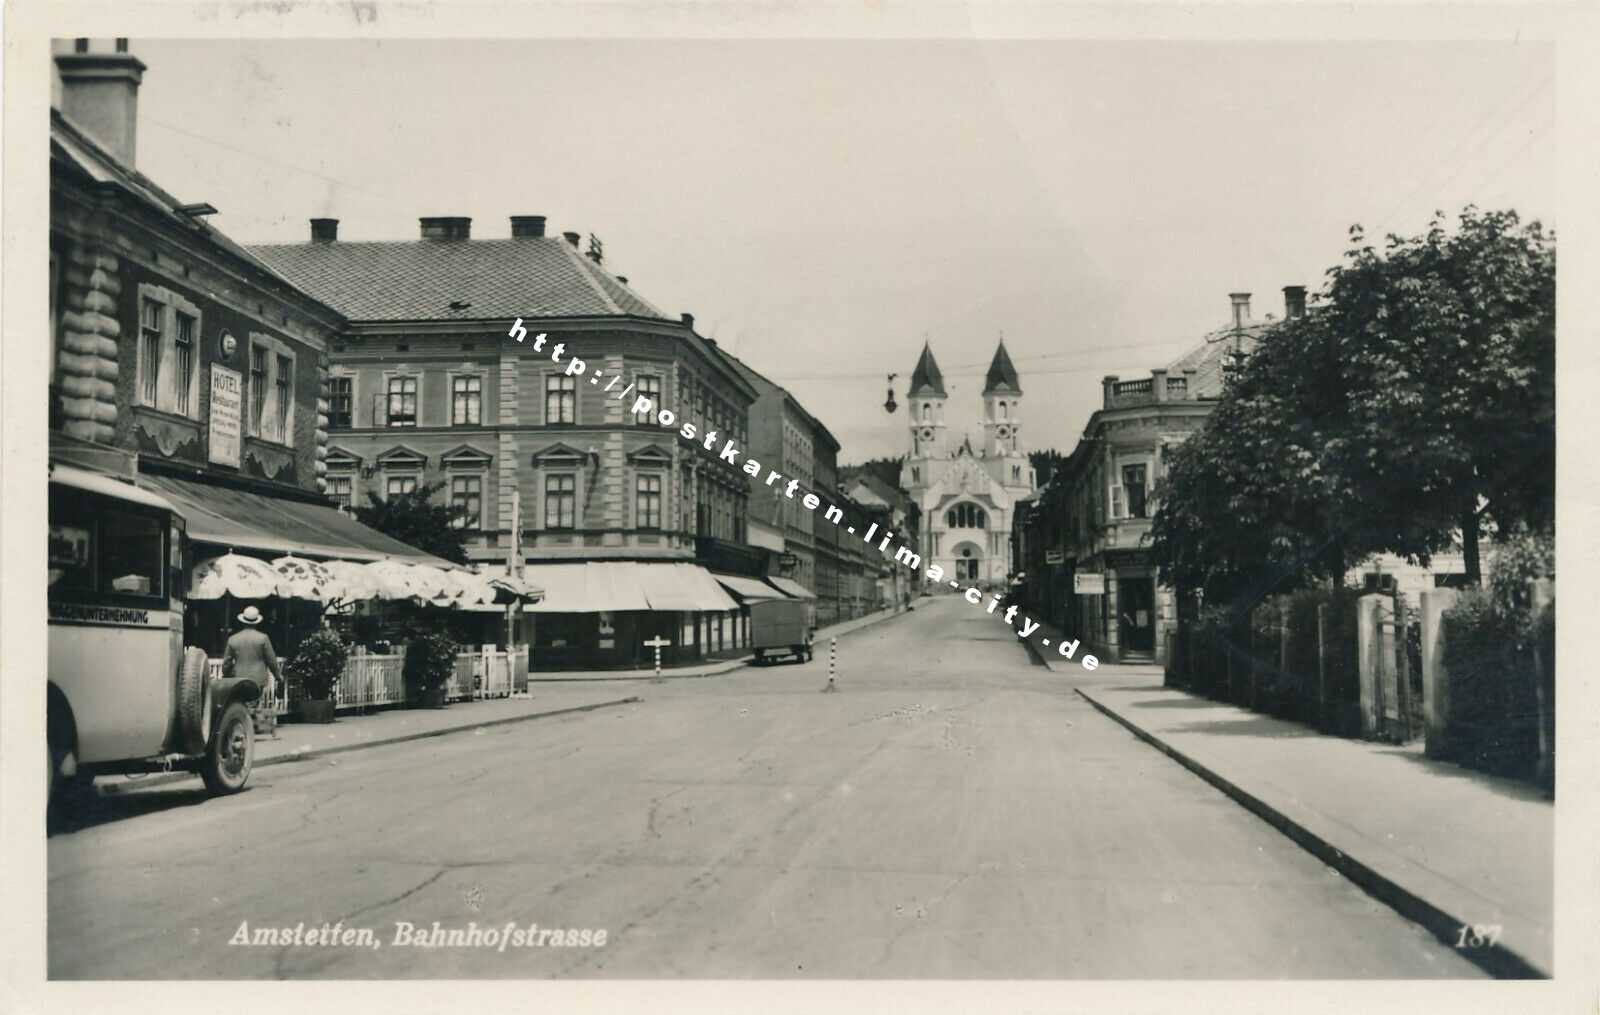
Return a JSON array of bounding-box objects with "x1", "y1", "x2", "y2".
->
[
  {"x1": 713, "y1": 572, "x2": 787, "y2": 602},
  {"x1": 137, "y1": 474, "x2": 453, "y2": 568},
  {"x1": 522, "y1": 562, "x2": 737, "y2": 613},
  {"x1": 766, "y1": 576, "x2": 817, "y2": 600}
]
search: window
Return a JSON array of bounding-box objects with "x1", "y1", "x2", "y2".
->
[
  {"x1": 999, "y1": 401, "x2": 1008, "y2": 419},
  {"x1": 48, "y1": 505, "x2": 165, "y2": 600},
  {"x1": 387, "y1": 376, "x2": 417, "y2": 427},
  {"x1": 328, "y1": 475, "x2": 353, "y2": 509},
  {"x1": 174, "y1": 312, "x2": 196, "y2": 416},
  {"x1": 1012, "y1": 465, "x2": 1022, "y2": 483},
  {"x1": 249, "y1": 345, "x2": 267, "y2": 436},
  {"x1": 1123, "y1": 464, "x2": 1148, "y2": 519},
  {"x1": 139, "y1": 298, "x2": 163, "y2": 406},
  {"x1": 329, "y1": 377, "x2": 353, "y2": 428},
  {"x1": 275, "y1": 354, "x2": 292, "y2": 440},
  {"x1": 1109, "y1": 482, "x2": 1124, "y2": 521},
  {"x1": 545, "y1": 375, "x2": 576, "y2": 424},
  {"x1": 634, "y1": 375, "x2": 660, "y2": 424},
  {"x1": 946, "y1": 503, "x2": 987, "y2": 529},
  {"x1": 386, "y1": 475, "x2": 418, "y2": 497},
  {"x1": 452, "y1": 375, "x2": 482, "y2": 426},
  {"x1": 911, "y1": 466, "x2": 920, "y2": 483},
  {"x1": 450, "y1": 475, "x2": 482, "y2": 529},
  {"x1": 921, "y1": 402, "x2": 931, "y2": 422},
  {"x1": 135, "y1": 286, "x2": 203, "y2": 419},
  {"x1": 636, "y1": 473, "x2": 662, "y2": 529},
  {"x1": 545, "y1": 474, "x2": 576, "y2": 529}
]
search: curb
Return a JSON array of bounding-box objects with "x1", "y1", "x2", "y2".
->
[
  {"x1": 1073, "y1": 686, "x2": 1548, "y2": 980},
  {"x1": 100, "y1": 696, "x2": 642, "y2": 795}
]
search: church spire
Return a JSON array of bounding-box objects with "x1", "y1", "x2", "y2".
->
[
  {"x1": 908, "y1": 340, "x2": 947, "y2": 398},
  {"x1": 983, "y1": 338, "x2": 1021, "y2": 394}
]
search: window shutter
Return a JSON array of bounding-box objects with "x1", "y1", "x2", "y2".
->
[{"x1": 1109, "y1": 484, "x2": 1124, "y2": 521}]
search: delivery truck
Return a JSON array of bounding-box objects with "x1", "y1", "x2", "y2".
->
[{"x1": 749, "y1": 598, "x2": 815, "y2": 665}]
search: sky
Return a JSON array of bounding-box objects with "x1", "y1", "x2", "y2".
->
[{"x1": 105, "y1": 39, "x2": 1553, "y2": 464}]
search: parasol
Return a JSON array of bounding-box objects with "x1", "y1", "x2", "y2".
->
[
  {"x1": 190, "y1": 552, "x2": 281, "y2": 600},
  {"x1": 362, "y1": 559, "x2": 425, "y2": 600},
  {"x1": 270, "y1": 554, "x2": 340, "y2": 601},
  {"x1": 321, "y1": 559, "x2": 379, "y2": 603}
]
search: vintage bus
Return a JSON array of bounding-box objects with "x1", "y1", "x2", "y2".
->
[{"x1": 47, "y1": 462, "x2": 261, "y2": 805}]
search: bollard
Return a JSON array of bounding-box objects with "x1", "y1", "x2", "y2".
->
[
  {"x1": 823, "y1": 637, "x2": 837, "y2": 693},
  {"x1": 643, "y1": 635, "x2": 670, "y2": 684}
]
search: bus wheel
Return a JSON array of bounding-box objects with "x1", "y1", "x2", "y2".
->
[{"x1": 200, "y1": 701, "x2": 254, "y2": 795}]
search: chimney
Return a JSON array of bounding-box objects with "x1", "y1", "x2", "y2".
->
[
  {"x1": 310, "y1": 218, "x2": 339, "y2": 242},
  {"x1": 419, "y1": 216, "x2": 471, "y2": 240},
  {"x1": 1283, "y1": 285, "x2": 1307, "y2": 319},
  {"x1": 562, "y1": 231, "x2": 581, "y2": 248},
  {"x1": 510, "y1": 215, "x2": 546, "y2": 238},
  {"x1": 681, "y1": 312, "x2": 695, "y2": 331},
  {"x1": 55, "y1": 38, "x2": 147, "y2": 167},
  {"x1": 1229, "y1": 292, "x2": 1252, "y2": 330}
]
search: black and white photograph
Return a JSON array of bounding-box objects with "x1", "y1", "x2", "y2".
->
[{"x1": 4, "y1": 2, "x2": 1597, "y2": 1011}]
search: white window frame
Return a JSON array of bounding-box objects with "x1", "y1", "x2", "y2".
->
[
  {"x1": 448, "y1": 472, "x2": 485, "y2": 529},
  {"x1": 247, "y1": 333, "x2": 297, "y2": 446},
  {"x1": 635, "y1": 469, "x2": 664, "y2": 530},
  {"x1": 384, "y1": 372, "x2": 419, "y2": 428},
  {"x1": 135, "y1": 284, "x2": 203, "y2": 421},
  {"x1": 449, "y1": 371, "x2": 483, "y2": 427},
  {"x1": 631, "y1": 373, "x2": 662, "y2": 425},
  {"x1": 328, "y1": 372, "x2": 356, "y2": 429},
  {"x1": 545, "y1": 374, "x2": 577, "y2": 425},
  {"x1": 385, "y1": 474, "x2": 419, "y2": 498},
  {"x1": 544, "y1": 472, "x2": 578, "y2": 530},
  {"x1": 327, "y1": 473, "x2": 355, "y2": 511}
]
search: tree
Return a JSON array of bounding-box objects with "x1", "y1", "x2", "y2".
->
[
  {"x1": 1323, "y1": 207, "x2": 1554, "y2": 583},
  {"x1": 353, "y1": 481, "x2": 471, "y2": 565},
  {"x1": 1029, "y1": 448, "x2": 1065, "y2": 487},
  {"x1": 1151, "y1": 206, "x2": 1555, "y2": 595}
]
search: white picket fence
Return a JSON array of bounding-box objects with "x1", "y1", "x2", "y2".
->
[{"x1": 208, "y1": 645, "x2": 530, "y2": 717}]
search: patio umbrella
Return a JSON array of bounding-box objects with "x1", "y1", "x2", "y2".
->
[
  {"x1": 190, "y1": 552, "x2": 281, "y2": 600},
  {"x1": 406, "y1": 564, "x2": 450, "y2": 602},
  {"x1": 270, "y1": 554, "x2": 339, "y2": 602},
  {"x1": 455, "y1": 570, "x2": 501, "y2": 607},
  {"x1": 363, "y1": 559, "x2": 426, "y2": 600},
  {"x1": 321, "y1": 559, "x2": 379, "y2": 603},
  {"x1": 425, "y1": 569, "x2": 473, "y2": 608}
]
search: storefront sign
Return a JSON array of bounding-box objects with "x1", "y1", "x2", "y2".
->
[
  {"x1": 208, "y1": 365, "x2": 243, "y2": 468},
  {"x1": 1045, "y1": 550, "x2": 1064, "y2": 565},
  {"x1": 1074, "y1": 572, "x2": 1105, "y2": 595}
]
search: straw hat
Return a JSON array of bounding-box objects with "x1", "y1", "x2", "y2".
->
[{"x1": 237, "y1": 605, "x2": 264, "y2": 625}]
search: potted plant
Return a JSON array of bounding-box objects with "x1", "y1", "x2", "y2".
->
[
  {"x1": 286, "y1": 627, "x2": 349, "y2": 723},
  {"x1": 403, "y1": 631, "x2": 459, "y2": 708}
]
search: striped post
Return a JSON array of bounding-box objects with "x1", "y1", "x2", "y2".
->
[
  {"x1": 644, "y1": 635, "x2": 670, "y2": 683},
  {"x1": 823, "y1": 636, "x2": 838, "y2": 693}
]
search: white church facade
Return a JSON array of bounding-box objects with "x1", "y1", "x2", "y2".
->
[{"x1": 898, "y1": 340, "x2": 1035, "y2": 586}]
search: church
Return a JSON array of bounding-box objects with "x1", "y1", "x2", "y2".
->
[{"x1": 898, "y1": 340, "x2": 1035, "y2": 586}]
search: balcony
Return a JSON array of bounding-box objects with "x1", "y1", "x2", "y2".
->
[{"x1": 1102, "y1": 369, "x2": 1195, "y2": 410}]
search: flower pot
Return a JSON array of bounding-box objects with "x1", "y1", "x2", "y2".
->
[{"x1": 300, "y1": 698, "x2": 337, "y2": 724}]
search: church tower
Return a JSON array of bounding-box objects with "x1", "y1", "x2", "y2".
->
[
  {"x1": 982, "y1": 339, "x2": 1022, "y2": 456},
  {"x1": 906, "y1": 341, "x2": 948, "y2": 461}
]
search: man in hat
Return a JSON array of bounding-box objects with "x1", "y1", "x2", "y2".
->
[{"x1": 223, "y1": 605, "x2": 282, "y2": 736}]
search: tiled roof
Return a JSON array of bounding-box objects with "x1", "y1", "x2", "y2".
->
[
  {"x1": 246, "y1": 235, "x2": 668, "y2": 323},
  {"x1": 983, "y1": 339, "x2": 1021, "y2": 394},
  {"x1": 909, "y1": 341, "x2": 947, "y2": 397},
  {"x1": 1163, "y1": 320, "x2": 1272, "y2": 399}
]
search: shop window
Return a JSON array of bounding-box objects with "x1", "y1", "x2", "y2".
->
[
  {"x1": 545, "y1": 473, "x2": 576, "y2": 529},
  {"x1": 545, "y1": 375, "x2": 576, "y2": 424},
  {"x1": 329, "y1": 376, "x2": 353, "y2": 428},
  {"x1": 386, "y1": 376, "x2": 417, "y2": 427},
  {"x1": 450, "y1": 474, "x2": 482, "y2": 529},
  {"x1": 452, "y1": 375, "x2": 482, "y2": 426}
]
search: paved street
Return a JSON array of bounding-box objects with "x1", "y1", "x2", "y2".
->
[{"x1": 48, "y1": 596, "x2": 1481, "y2": 979}]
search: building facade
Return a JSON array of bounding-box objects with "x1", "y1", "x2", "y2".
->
[
  {"x1": 899, "y1": 340, "x2": 1035, "y2": 587},
  {"x1": 250, "y1": 217, "x2": 760, "y2": 669}
]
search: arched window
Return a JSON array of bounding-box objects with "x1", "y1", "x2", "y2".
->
[
  {"x1": 999, "y1": 401, "x2": 1008, "y2": 419},
  {"x1": 945, "y1": 503, "x2": 988, "y2": 529},
  {"x1": 921, "y1": 402, "x2": 932, "y2": 422}
]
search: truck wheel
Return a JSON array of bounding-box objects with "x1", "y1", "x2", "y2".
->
[
  {"x1": 176, "y1": 646, "x2": 212, "y2": 755},
  {"x1": 199, "y1": 701, "x2": 254, "y2": 795}
]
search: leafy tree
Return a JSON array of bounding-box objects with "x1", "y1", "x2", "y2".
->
[
  {"x1": 1029, "y1": 448, "x2": 1065, "y2": 487},
  {"x1": 1151, "y1": 206, "x2": 1554, "y2": 595},
  {"x1": 352, "y1": 481, "x2": 471, "y2": 565}
]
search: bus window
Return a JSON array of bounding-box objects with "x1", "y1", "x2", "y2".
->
[
  {"x1": 49, "y1": 522, "x2": 94, "y2": 592},
  {"x1": 98, "y1": 510, "x2": 164, "y2": 598}
]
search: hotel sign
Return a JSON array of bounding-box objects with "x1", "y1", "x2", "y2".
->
[
  {"x1": 1074, "y1": 572, "x2": 1106, "y2": 595},
  {"x1": 208, "y1": 364, "x2": 242, "y2": 468}
]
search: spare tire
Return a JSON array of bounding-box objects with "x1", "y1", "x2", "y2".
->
[{"x1": 175, "y1": 646, "x2": 212, "y2": 755}]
